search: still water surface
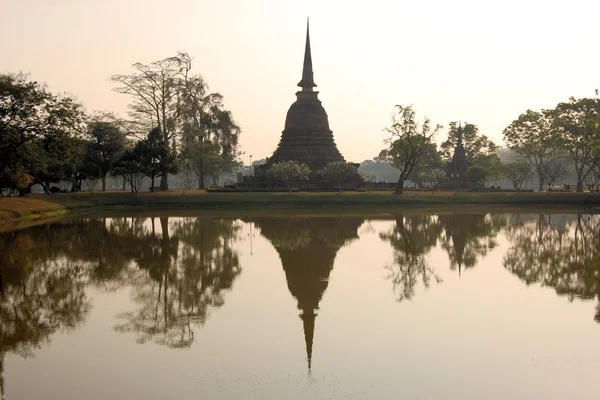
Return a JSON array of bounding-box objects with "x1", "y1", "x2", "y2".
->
[{"x1": 1, "y1": 212, "x2": 599, "y2": 399}]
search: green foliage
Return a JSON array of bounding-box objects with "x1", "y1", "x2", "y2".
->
[
  {"x1": 318, "y1": 161, "x2": 358, "y2": 190},
  {"x1": 406, "y1": 142, "x2": 443, "y2": 188},
  {"x1": 0, "y1": 73, "x2": 86, "y2": 195},
  {"x1": 441, "y1": 122, "x2": 497, "y2": 161},
  {"x1": 111, "y1": 148, "x2": 146, "y2": 194},
  {"x1": 137, "y1": 127, "x2": 177, "y2": 191},
  {"x1": 552, "y1": 97, "x2": 600, "y2": 192},
  {"x1": 360, "y1": 171, "x2": 376, "y2": 183},
  {"x1": 85, "y1": 120, "x2": 126, "y2": 191},
  {"x1": 268, "y1": 161, "x2": 310, "y2": 191},
  {"x1": 466, "y1": 165, "x2": 487, "y2": 186},
  {"x1": 472, "y1": 153, "x2": 503, "y2": 186},
  {"x1": 112, "y1": 53, "x2": 240, "y2": 190},
  {"x1": 381, "y1": 105, "x2": 442, "y2": 194},
  {"x1": 503, "y1": 109, "x2": 564, "y2": 190},
  {"x1": 502, "y1": 160, "x2": 534, "y2": 191}
]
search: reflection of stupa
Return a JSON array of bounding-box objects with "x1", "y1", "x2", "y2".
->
[{"x1": 250, "y1": 218, "x2": 363, "y2": 370}]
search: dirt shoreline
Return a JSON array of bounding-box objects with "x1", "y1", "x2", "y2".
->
[{"x1": 1, "y1": 190, "x2": 599, "y2": 230}]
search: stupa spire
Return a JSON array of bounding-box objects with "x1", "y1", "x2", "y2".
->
[
  {"x1": 301, "y1": 310, "x2": 316, "y2": 371},
  {"x1": 298, "y1": 18, "x2": 317, "y2": 90}
]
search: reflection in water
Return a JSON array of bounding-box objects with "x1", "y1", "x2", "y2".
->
[
  {"x1": 439, "y1": 213, "x2": 505, "y2": 275},
  {"x1": 0, "y1": 228, "x2": 92, "y2": 400},
  {"x1": 380, "y1": 214, "x2": 443, "y2": 301},
  {"x1": 1, "y1": 212, "x2": 600, "y2": 398},
  {"x1": 503, "y1": 213, "x2": 600, "y2": 323},
  {"x1": 251, "y1": 217, "x2": 364, "y2": 370},
  {"x1": 380, "y1": 213, "x2": 507, "y2": 301},
  {"x1": 114, "y1": 217, "x2": 242, "y2": 348}
]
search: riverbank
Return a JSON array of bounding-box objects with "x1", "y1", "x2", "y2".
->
[{"x1": 1, "y1": 190, "x2": 599, "y2": 229}]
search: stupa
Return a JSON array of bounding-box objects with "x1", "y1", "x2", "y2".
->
[
  {"x1": 259, "y1": 20, "x2": 346, "y2": 173},
  {"x1": 445, "y1": 123, "x2": 471, "y2": 189}
]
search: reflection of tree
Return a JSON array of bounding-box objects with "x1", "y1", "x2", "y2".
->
[
  {"x1": 503, "y1": 213, "x2": 600, "y2": 323},
  {"x1": 438, "y1": 213, "x2": 506, "y2": 274},
  {"x1": 114, "y1": 217, "x2": 242, "y2": 348},
  {"x1": 0, "y1": 231, "x2": 91, "y2": 400},
  {"x1": 380, "y1": 215, "x2": 443, "y2": 301},
  {"x1": 251, "y1": 217, "x2": 364, "y2": 370}
]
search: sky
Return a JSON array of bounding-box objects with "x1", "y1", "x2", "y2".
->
[{"x1": 3, "y1": 0, "x2": 600, "y2": 164}]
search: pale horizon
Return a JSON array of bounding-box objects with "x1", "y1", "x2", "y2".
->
[{"x1": 3, "y1": 0, "x2": 599, "y2": 164}]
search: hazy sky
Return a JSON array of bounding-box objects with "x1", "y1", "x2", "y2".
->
[{"x1": 3, "y1": 0, "x2": 600, "y2": 163}]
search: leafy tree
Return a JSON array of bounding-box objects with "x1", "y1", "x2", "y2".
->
[
  {"x1": 406, "y1": 142, "x2": 443, "y2": 188},
  {"x1": 545, "y1": 158, "x2": 569, "y2": 190},
  {"x1": 472, "y1": 153, "x2": 504, "y2": 186},
  {"x1": 318, "y1": 161, "x2": 358, "y2": 191},
  {"x1": 466, "y1": 165, "x2": 487, "y2": 187},
  {"x1": 111, "y1": 148, "x2": 145, "y2": 194},
  {"x1": 137, "y1": 127, "x2": 177, "y2": 192},
  {"x1": 380, "y1": 105, "x2": 442, "y2": 194},
  {"x1": 441, "y1": 122, "x2": 497, "y2": 161},
  {"x1": 111, "y1": 54, "x2": 190, "y2": 190},
  {"x1": 268, "y1": 161, "x2": 310, "y2": 191},
  {"x1": 502, "y1": 160, "x2": 534, "y2": 191},
  {"x1": 112, "y1": 53, "x2": 241, "y2": 191},
  {"x1": 551, "y1": 97, "x2": 600, "y2": 192},
  {"x1": 179, "y1": 77, "x2": 241, "y2": 189},
  {"x1": 360, "y1": 171, "x2": 376, "y2": 184},
  {"x1": 503, "y1": 109, "x2": 564, "y2": 190},
  {"x1": 0, "y1": 73, "x2": 85, "y2": 194},
  {"x1": 85, "y1": 121, "x2": 126, "y2": 191}
]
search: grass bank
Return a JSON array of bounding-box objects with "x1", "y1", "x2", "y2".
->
[{"x1": 1, "y1": 190, "x2": 599, "y2": 229}]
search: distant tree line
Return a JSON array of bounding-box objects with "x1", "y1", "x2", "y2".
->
[
  {"x1": 373, "y1": 99, "x2": 600, "y2": 193},
  {"x1": 0, "y1": 52, "x2": 241, "y2": 197}
]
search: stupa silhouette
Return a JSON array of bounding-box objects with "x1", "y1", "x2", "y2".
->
[
  {"x1": 259, "y1": 20, "x2": 348, "y2": 173},
  {"x1": 250, "y1": 217, "x2": 363, "y2": 370}
]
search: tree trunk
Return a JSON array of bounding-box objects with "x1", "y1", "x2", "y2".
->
[
  {"x1": 151, "y1": 175, "x2": 155, "y2": 193},
  {"x1": 538, "y1": 176, "x2": 544, "y2": 191},
  {"x1": 1, "y1": 352, "x2": 5, "y2": 400},
  {"x1": 159, "y1": 173, "x2": 168, "y2": 191},
  {"x1": 394, "y1": 179, "x2": 404, "y2": 194}
]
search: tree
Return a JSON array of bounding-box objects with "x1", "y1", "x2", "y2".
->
[
  {"x1": 406, "y1": 142, "x2": 443, "y2": 188},
  {"x1": 551, "y1": 97, "x2": 600, "y2": 192},
  {"x1": 268, "y1": 161, "x2": 310, "y2": 191},
  {"x1": 380, "y1": 105, "x2": 442, "y2": 194},
  {"x1": 85, "y1": 121, "x2": 126, "y2": 191},
  {"x1": 111, "y1": 54, "x2": 190, "y2": 190},
  {"x1": 466, "y1": 165, "x2": 487, "y2": 187},
  {"x1": 0, "y1": 73, "x2": 85, "y2": 194},
  {"x1": 545, "y1": 158, "x2": 569, "y2": 190},
  {"x1": 441, "y1": 122, "x2": 497, "y2": 161},
  {"x1": 137, "y1": 127, "x2": 177, "y2": 192},
  {"x1": 503, "y1": 109, "x2": 564, "y2": 190},
  {"x1": 472, "y1": 153, "x2": 503, "y2": 187},
  {"x1": 112, "y1": 53, "x2": 241, "y2": 191},
  {"x1": 318, "y1": 161, "x2": 358, "y2": 191},
  {"x1": 502, "y1": 160, "x2": 534, "y2": 191},
  {"x1": 111, "y1": 148, "x2": 145, "y2": 194},
  {"x1": 179, "y1": 76, "x2": 241, "y2": 189}
]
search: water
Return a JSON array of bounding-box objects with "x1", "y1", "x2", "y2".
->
[{"x1": 1, "y1": 212, "x2": 599, "y2": 399}]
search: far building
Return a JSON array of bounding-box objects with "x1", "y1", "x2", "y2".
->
[
  {"x1": 444, "y1": 123, "x2": 471, "y2": 189},
  {"x1": 257, "y1": 20, "x2": 359, "y2": 183}
]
